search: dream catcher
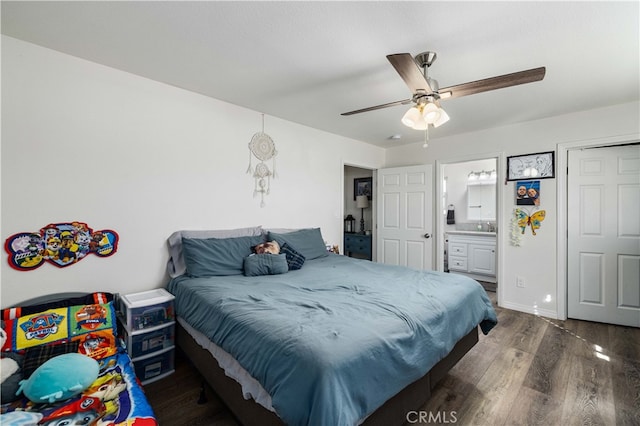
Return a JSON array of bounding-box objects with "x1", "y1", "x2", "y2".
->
[
  {"x1": 246, "y1": 114, "x2": 277, "y2": 207},
  {"x1": 516, "y1": 208, "x2": 546, "y2": 235}
]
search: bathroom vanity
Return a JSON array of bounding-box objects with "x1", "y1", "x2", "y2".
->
[{"x1": 447, "y1": 231, "x2": 496, "y2": 283}]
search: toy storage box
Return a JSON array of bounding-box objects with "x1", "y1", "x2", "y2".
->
[
  {"x1": 122, "y1": 322, "x2": 175, "y2": 359},
  {"x1": 133, "y1": 346, "x2": 175, "y2": 385},
  {"x1": 118, "y1": 288, "x2": 175, "y2": 331}
]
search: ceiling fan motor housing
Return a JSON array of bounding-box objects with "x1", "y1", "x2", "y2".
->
[{"x1": 414, "y1": 51, "x2": 437, "y2": 69}]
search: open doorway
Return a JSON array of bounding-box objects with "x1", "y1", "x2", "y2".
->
[
  {"x1": 344, "y1": 165, "x2": 376, "y2": 261},
  {"x1": 437, "y1": 157, "x2": 499, "y2": 294}
]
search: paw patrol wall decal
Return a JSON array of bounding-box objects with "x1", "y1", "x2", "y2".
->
[{"x1": 4, "y1": 221, "x2": 119, "y2": 271}]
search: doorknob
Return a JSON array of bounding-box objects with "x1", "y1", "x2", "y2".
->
[{"x1": 423, "y1": 233, "x2": 431, "y2": 239}]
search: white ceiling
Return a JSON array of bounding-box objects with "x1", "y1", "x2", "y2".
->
[{"x1": 2, "y1": 1, "x2": 638, "y2": 148}]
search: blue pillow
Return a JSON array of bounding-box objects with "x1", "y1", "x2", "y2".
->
[
  {"x1": 280, "y1": 243, "x2": 305, "y2": 270},
  {"x1": 16, "y1": 353, "x2": 99, "y2": 403},
  {"x1": 243, "y1": 254, "x2": 289, "y2": 276},
  {"x1": 268, "y1": 228, "x2": 328, "y2": 260},
  {"x1": 182, "y1": 235, "x2": 265, "y2": 277}
]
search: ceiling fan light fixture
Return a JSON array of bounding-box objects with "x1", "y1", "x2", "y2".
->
[
  {"x1": 412, "y1": 116, "x2": 429, "y2": 130},
  {"x1": 342, "y1": 51, "x2": 546, "y2": 139},
  {"x1": 422, "y1": 102, "x2": 441, "y2": 123},
  {"x1": 432, "y1": 107, "x2": 450, "y2": 128},
  {"x1": 401, "y1": 106, "x2": 422, "y2": 128}
]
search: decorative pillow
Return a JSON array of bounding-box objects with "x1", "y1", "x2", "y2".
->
[
  {"x1": 16, "y1": 353, "x2": 99, "y2": 403},
  {"x1": 182, "y1": 234, "x2": 265, "y2": 277},
  {"x1": 167, "y1": 226, "x2": 263, "y2": 277},
  {"x1": 243, "y1": 254, "x2": 289, "y2": 277},
  {"x1": 268, "y1": 228, "x2": 328, "y2": 260},
  {"x1": 280, "y1": 243, "x2": 305, "y2": 270},
  {"x1": 22, "y1": 341, "x2": 79, "y2": 378}
]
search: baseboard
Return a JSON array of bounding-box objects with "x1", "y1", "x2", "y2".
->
[{"x1": 500, "y1": 301, "x2": 557, "y2": 320}]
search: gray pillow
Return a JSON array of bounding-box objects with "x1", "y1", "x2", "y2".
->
[
  {"x1": 167, "y1": 226, "x2": 262, "y2": 277},
  {"x1": 268, "y1": 228, "x2": 328, "y2": 260},
  {"x1": 243, "y1": 254, "x2": 289, "y2": 277},
  {"x1": 182, "y1": 234, "x2": 265, "y2": 277}
]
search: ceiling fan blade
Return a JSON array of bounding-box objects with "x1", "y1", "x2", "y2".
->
[
  {"x1": 387, "y1": 53, "x2": 433, "y2": 94},
  {"x1": 438, "y1": 67, "x2": 546, "y2": 100},
  {"x1": 341, "y1": 98, "x2": 413, "y2": 116}
]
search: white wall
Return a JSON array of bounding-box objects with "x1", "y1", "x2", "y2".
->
[
  {"x1": 386, "y1": 101, "x2": 640, "y2": 318},
  {"x1": 0, "y1": 36, "x2": 385, "y2": 307},
  {"x1": 3, "y1": 35, "x2": 639, "y2": 320}
]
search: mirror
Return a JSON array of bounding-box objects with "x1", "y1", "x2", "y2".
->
[{"x1": 467, "y1": 182, "x2": 496, "y2": 221}]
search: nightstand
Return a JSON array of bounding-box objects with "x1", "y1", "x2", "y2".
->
[
  {"x1": 117, "y1": 288, "x2": 176, "y2": 385},
  {"x1": 344, "y1": 233, "x2": 372, "y2": 260}
]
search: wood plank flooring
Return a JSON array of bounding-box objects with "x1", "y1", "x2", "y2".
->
[{"x1": 144, "y1": 292, "x2": 640, "y2": 425}]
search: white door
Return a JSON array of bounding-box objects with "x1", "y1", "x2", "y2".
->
[
  {"x1": 567, "y1": 144, "x2": 640, "y2": 327},
  {"x1": 377, "y1": 165, "x2": 433, "y2": 270}
]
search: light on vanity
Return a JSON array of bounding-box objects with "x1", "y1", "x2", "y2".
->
[{"x1": 467, "y1": 169, "x2": 496, "y2": 183}]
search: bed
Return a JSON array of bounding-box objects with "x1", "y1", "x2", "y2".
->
[
  {"x1": 1, "y1": 292, "x2": 157, "y2": 426},
  {"x1": 166, "y1": 226, "x2": 497, "y2": 426}
]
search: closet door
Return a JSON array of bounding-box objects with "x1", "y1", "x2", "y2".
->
[{"x1": 567, "y1": 144, "x2": 640, "y2": 327}]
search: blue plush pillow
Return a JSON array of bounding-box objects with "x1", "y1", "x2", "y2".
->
[
  {"x1": 268, "y1": 228, "x2": 328, "y2": 260},
  {"x1": 280, "y1": 243, "x2": 305, "y2": 270},
  {"x1": 16, "y1": 353, "x2": 99, "y2": 403},
  {"x1": 243, "y1": 254, "x2": 289, "y2": 277},
  {"x1": 182, "y1": 235, "x2": 265, "y2": 277}
]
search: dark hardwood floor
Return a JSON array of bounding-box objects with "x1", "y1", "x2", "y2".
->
[
  {"x1": 144, "y1": 292, "x2": 640, "y2": 425},
  {"x1": 144, "y1": 348, "x2": 239, "y2": 426}
]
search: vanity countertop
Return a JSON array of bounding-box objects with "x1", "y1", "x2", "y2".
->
[{"x1": 447, "y1": 230, "x2": 496, "y2": 237}]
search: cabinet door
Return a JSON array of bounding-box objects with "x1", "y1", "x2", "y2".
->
[
  {"x1": 468, "y1": 244, "x2": 495, "y2": 275},
  {"x1": 467, "y1": 184, "x2": 496, "y2": 221},
  {"x1": 344, "y1": 234, "x2": 372, "y2": 260}
]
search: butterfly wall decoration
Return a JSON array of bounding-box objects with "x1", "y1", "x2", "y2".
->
[{"x1": 516, "y1": 208, "x2": 546, "y2": 235}]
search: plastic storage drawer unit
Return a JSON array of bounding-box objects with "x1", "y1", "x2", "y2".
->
[
  {"x1": 119, "y1": 288, "x2": 175, "y2": 331},
  {"x1": 123, "y1": 322, "x2": 175, "y2": 359},
  {"x1": 133, "y1": 346, "x2": 175, "y2": 385}
]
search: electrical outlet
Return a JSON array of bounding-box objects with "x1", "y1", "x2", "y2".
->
[{"x1": 516, "y1": 276, "x2": 525, "y2": 288}]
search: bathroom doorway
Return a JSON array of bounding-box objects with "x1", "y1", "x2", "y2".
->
[{"x1": 437, "y1": 156, "x2": 500, "y2": 294}]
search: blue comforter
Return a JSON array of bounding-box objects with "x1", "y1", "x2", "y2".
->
[{"x1": 168, "y1": 254, "x2": 497, "y2": 426}]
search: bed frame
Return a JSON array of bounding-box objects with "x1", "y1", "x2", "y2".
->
[{"x1": 177, "y1": 321, "x2": 479, "y2": 426}]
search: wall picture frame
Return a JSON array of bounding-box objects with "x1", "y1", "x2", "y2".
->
[
  {"x1": 515, "y1": 180, "x2": 541, "y2": 206},
  {"x1": 353, "y1": 177, "x2": 372, "y2": 201},
  {"x1": 506, "y1": 151, "x2": 554, "y2": 181}
]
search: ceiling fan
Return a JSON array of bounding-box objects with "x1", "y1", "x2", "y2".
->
[{"x1": 341, "y1": 51, "x2": 546, "y2": 130}]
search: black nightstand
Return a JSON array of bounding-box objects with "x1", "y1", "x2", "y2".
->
[{"x1": 344, "y1": 233, "x2": 372, "y2": 260}]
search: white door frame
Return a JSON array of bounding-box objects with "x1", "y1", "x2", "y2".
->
[
  {"x1": 436, "y1": 151, "x2": 504, "y2": 307},
  {"x1": 556, "y1": 133, "x2": 640, "y2": 320}
]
